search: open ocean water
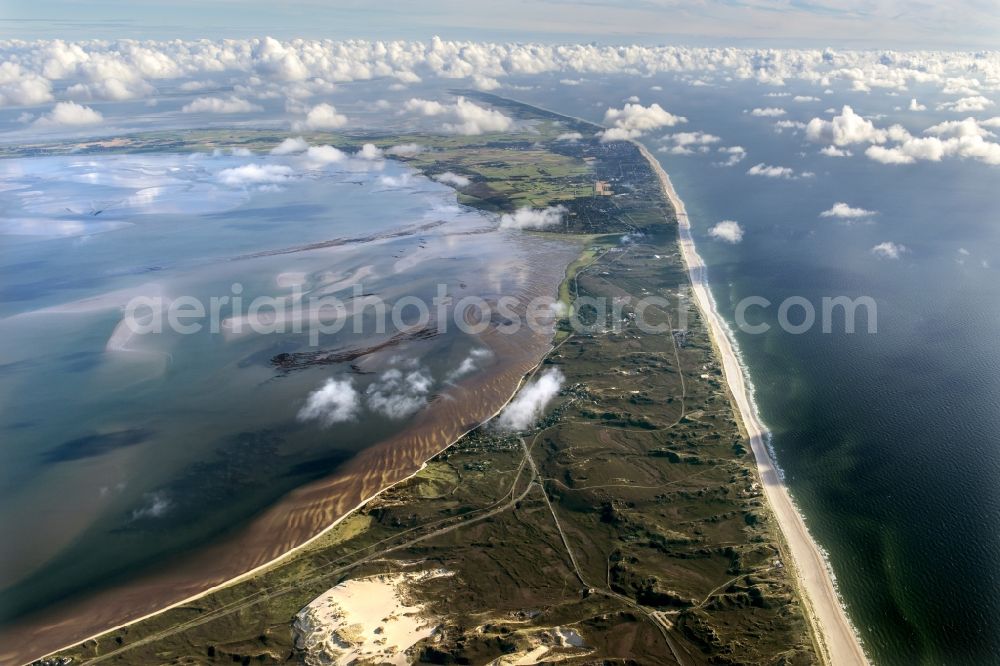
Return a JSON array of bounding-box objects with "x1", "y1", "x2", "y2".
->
[{"x1": 509, "y1": 76, "x2": 1000, "y2": 664}]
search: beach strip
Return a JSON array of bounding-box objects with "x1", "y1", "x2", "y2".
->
[{"x1": 634, "y1": 141, "x2": 869, "y2": 666}]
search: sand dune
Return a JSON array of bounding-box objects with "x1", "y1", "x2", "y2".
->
[{"x1": 635, "y1": 141, "x2": 868, "y2": 666}]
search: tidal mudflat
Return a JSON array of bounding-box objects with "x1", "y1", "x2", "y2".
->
[{"x1": 0, "y1": 147, "x2": 578, "y2": 657}]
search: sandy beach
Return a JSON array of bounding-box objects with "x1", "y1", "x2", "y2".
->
[{"x1": 635, "y1": 141, "x2": 869, "y2": 666}]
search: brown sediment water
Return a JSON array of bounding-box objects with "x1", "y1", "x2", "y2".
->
[{"x1": 0, "y1": 239, "x2": 580, "y2": 665}]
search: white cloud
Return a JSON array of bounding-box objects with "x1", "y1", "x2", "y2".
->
[
  {"x1": 181, "y1": 96, "x2": 262, "y2": 114},
  {"x1": 601, "y1": 102, "x2": 686, "y2": 140},
  {"x1": 750, "y1": 107, "x2": 786, "y2": 117},
  {"x1": 746, "y1": 162, "x2": 796, "y2": 179},
  {"x1": 496, "y1": 368, "x2": 563, "y2": 431},
  {"x1": 805, "y1": 105, "x2": 886, "y2": 146},
  {"x1": 863, "y1": 118, "x2": 1000, "y2": 166},
  {"x1": 661, "y1": 131, "x2": 721, "y2": 155},
  {"x1": 32, "y1": 101, "x2": 103, "y2": 127},
  {"x1": 865, "y1": 145, "x2": 916, "y2": 164},
  {"x1": 301, "y1": 144, "x2": 348, "y2": 165},
  {"x1": 385, "y1": 143, "x2": 424, "y2": 156},
  {"x1": 293, "y1": 102, "x2": 348, "y2": 131},
  {"x1": 667, "y1": 131, "x2": 721, "y2": 146},
  {"x1": 4, "y1": 39, "x2": 1000, "y2": 120},
  {"x1": 366, "y1": 367, "x2": 433, "y2": 419},
  {"x1": 404, "y1": 96, "x2": 513, "y2": 135},
  {"x1": 908, "y1": 98, "x2": 926, "y2": 111},
  {"x1": 872, "y1": 242, "x2": 908, "y2": 259},
  {"x1": 793, "y1": 95, "x2": 820, "y2": 102},
  {"x1": 0, "y1": 62, "x2": 53, "y2": 106},
  {"x1": 714, "y1": 145, "x2": 746, "y2": 166},
  {"x1": 708, "y1": 220, "x2": 744, "y2": 244},
  {"x1": 447, "y1": 348, "x2": 493, "y2": 381},
  {"x1": 820, "y1": 202, "x2": 877, "y2": 218},
  {"x1": 924, "y1": 118, "x2": 995, "y2": 139},
  {"x1": 217, "y1": 163, "x2": 294, "y2": 187},
  {"x1": 937, "y1": 96, "x2": 993, "y2": 113},
  {"x1": 820, "y1": 145, "x2": 852, "y2": 157},
  {"x1": 270, "y1": 136, "x2": 309, "y2": 155},
  {"x1": 355, "y1": 143, "x2": 383, "y2": 160},
  {"x1": 297, "y1": 377, "x2": 361, "y2": 425},
  {"x1": 555, "y1": 131, "x2": 583, "y2": 141},
  {"x1": 499, "y1": 205, "x2": 567, "y2": 230},
  {"x1": 434, "y1": 171, "x2": 470, "y2": 187}
]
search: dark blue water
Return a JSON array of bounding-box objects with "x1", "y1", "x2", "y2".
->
[{"x1": 511, "y1": 76, "x2": 1000, "y2": 664}]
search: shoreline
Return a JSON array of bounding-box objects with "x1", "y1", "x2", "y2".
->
[
  {"x1": 634, "y1": 140, "x2": 869, "y2": 666},
  {"x1": 19, "y1": 297, "x2": 569, "y2": 666}
]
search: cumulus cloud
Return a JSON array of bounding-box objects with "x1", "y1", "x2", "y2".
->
[
  {"x1": 924, "y1": 118, "x2": 995, "y2": 139},
  {"x1": 937, "y1": 96, "x2": 993, "y2": 113},
  {"x1": 5, "y1": 38, "x2": 1000, "y2": 123},
  {"x1": 820, "y1": 202, "x2": 877, "y2": 218},
  {"x1": 819, "y1": 145, "x2": 852, "y2": 157},
  {"x1": 805, "y1": 105, "x2": 886, "y2": 146},
  {"x1": 270, "y1": 136, "x2": 309, "y2": 155},
  {"x1": 708, "y1": 220, "x2": 744, "y2": 244},
  {"x1": 872, "y1": 241, "x2": 908, "y2": 259},
  {"x1": 746, "y1": 162, "x2": 797, "y2": 179},
  {"x1": 217, "y1": 163, "x2": 294, "y2": 187},
  {"x1": 297, "y1": 377, "x2": 361, "y2": 425},
  {"x1": 0, "y1": 62, "x2": 53, "y2": 106},
  {"x1": 750, "y1": 107, "x2": 786, "y2": 117},
  {"x1": 366, "y1": 367, "x2": 433, "y2": 419},
  {"x1": 601, "y1": 102, "x2": 686, "y2": 140},
  {"x1": 715, "y1": 145, "x2": 746, "y2": 166},
  {"x1": 447, "y1": 348, "x2": 493, "y2": 381},
  {"x1": 661, "y1": 131, "x2": 721, "y2": 155},
  {"x1": 496, "y1": 368, "x2": 563, "y2": 431},
  {"x1": 555, "y1": 131, "x2": 583, "y2": 141},
  {"x1": 293, "y1": 102, "x2": 348, "y2": 131},
  {"x1": 32, "y1": 101, "x2": 103, "y2": 127},
  {"x1": 793, "y1": 95, "x2": 820, "y2": 102},
  {"x1": 66, "y1": 78, "x2": 154, "y2": 102},
  {"x1": 908, "y1": 98, "x2": 927, "y2": 111},
  {"x1": 355, "y1": 143, "x2": 383, "y2": 160},
  {"x1": 181, "y1": 96, "x2": 262, "y2": 113},
  {"x1": 385, "y1": 142, "x2": 424, "y2": 156},
  {"x1": 774, "y1": 119, "x2": 807, "y2": 132},
  {"x1": 301, "y1": 144, "x2": 348, "y2": 165},
  {"x1": 404, "y1": 96, "x2": 513, "y2": 135},
  {"x1": 498, "y1": 205, "x2": 567, "y2": 230},
  {"x1": 434, "y1": 171, "x2": 470, "y2": 187},
  {"x1": 863, "y1": 117, "x2": 1000, "y2": 165},
  {"x1": 865, "y1": 145, "x2": 916, "y2": 164}
]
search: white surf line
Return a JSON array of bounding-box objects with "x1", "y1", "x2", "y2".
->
[{"x1": 634, "y1": 141, "x2": 868, "y2": 666}]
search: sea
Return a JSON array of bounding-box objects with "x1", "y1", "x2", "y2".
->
[{"x1": 506, "y1": 75, "x2": 1000, "y2": 664}]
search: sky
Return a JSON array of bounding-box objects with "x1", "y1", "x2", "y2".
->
[{"x1": 2, "y1": 0, "x2": 999, "y2": 50}]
